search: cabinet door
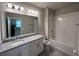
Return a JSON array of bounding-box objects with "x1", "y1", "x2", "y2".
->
[
  {"x1": 19, "y1": 43, "x2": 30, "y2": 56},
  {"x1": 30, "y1": 38, "x2": 44, "y2": 56},
  {"x1": 36, "y1": 38, "x2": 44, "y2": 54},
  {"x1": 0, "y1": 48, "x2": 18, "y2": 56},
  {"x1": 0, "y1": 43, "x2": 30, "y2": 56},
  {"x1": 30, "y1": 40, "x2": 38, "y2": 56}
]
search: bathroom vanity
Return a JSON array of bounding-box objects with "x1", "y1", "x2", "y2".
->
[
  {"x1": 0, "y1": 12, "x2": 44, "y2": 56},
  {"x1": 0, "y1": 12, "x2": 44, "y2": 55},
  {"x1": 0, "y1": 34, "x2": 44, "y2": 56},
  {"x1": 0, "y1": 3, "x2": 44, "y2": 56}
]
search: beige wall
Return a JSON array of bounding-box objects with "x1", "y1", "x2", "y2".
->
[
  {"x1": 45, "y1": 8, "x2": 55, "y2": 39},
  {"x1": 45, "y1": 8, "x2": 48, "y2": 39},
  {"x1": 38, "y1": 9, "x2": 45, "y2": 35},
  {"x1": 48, "y1": 9, "x2": 55, "y2": 40},
  {"x1": 55, "y1": 4, "x2": 79, "y2": 16}
]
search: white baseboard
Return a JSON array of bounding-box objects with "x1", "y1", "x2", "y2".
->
[{"x1": 50, "y1": 39, "x2": 78, "y2": 56}]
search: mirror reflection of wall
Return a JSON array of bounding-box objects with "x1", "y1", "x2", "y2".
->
[
  {"x1": 6, "y1": 17, "x2": 21, "y2": 37},
  {"x1": 5, "y1": 12, "x2": 39, "y2": 38}
]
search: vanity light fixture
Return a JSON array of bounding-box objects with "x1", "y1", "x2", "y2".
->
[
  {"x1": 7, "y1": 3, "x2": 12, "y2": 8},
  {"x1": 28, "y1": 9, "x2": 39, "y2": 15},
  {"x1": 6, "y1": 3, "x2": 25, "y2": 11},
  {"x1": 14, "y1": 5, "x2": 19, "y2": 10},
  {"x1": 20, "y1": 7, "x2": 24, "y2": 11}
]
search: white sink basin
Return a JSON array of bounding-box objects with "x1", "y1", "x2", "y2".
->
[
  {"x1": 11, "y1": 40, "x2": 24, "y2": 45},
  {"x1": 11, "y1": 41, "x2": 24, "y2": 45}
]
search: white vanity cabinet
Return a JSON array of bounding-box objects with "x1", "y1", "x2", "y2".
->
[
  {"x1": 0, "y1": 35, "x2": 44, "y2": 56},
  {"x1": 18, "y1": 43, "x2": 30, "y2": 56},
  {"x1": 0, "y1": 47, "x2": 18, "y2": 56},
  {"x1": 30, "y1": 38, "x2": 44, "y2": 56},
  {"x1": 0, "y1": 43, "x2": 30, "y2": 56}
]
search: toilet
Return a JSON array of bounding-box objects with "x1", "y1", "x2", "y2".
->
[{"x1": 43, "y1": 39, "x2": 51, "y2": 51}]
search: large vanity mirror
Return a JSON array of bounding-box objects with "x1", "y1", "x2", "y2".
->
[{"x1": 5, "y1": 12, "x2": 39, "y2": 40}]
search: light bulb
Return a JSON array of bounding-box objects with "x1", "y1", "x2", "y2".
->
[
  {"x1": 58, "y1": 18, "x2": 63, "y2": 21},
  {"x1": 28, "y1": 9, "x2": 32, "y2": 12},
  {"x1": 14, "y1": 5, "x2": 19, "y2": 10},
  {"x1": 35, "y1": 11, "x2": 38, "y2": 14},
  {"x1": 20, "y1": 7, "x2": 24, "y2": 11},
  {"x1": 7, "y1": 3, "x2": 12, "y2": 8},
  {"x1": 32, "y1": 10, "x2": 35, "y2": 13}
]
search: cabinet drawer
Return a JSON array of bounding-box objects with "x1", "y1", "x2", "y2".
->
[{"x1": 19, "y1": 44, "x2": 30, "y2": 56}]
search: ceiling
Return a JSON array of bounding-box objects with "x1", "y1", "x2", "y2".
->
[{"x1": 29, "y1": 2, "x2": 79, "y2": 10}]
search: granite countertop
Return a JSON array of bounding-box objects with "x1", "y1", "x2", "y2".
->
[{"x1": 0, "y1": 34, "x2": 44, "y2": 53}]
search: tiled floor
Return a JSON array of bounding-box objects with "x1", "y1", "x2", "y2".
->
[{"x1": 38, "y1": 46, "x2": 69, "y2": 56}]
